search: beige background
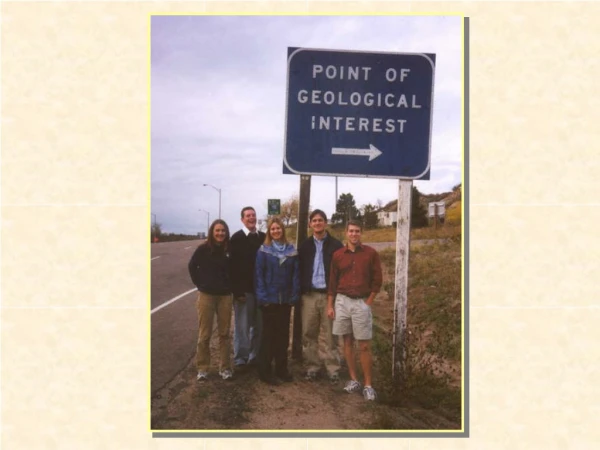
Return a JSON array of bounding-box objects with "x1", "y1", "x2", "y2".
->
[{"x1": 2, "y1": 1, "x2": 599, "y2": 449}]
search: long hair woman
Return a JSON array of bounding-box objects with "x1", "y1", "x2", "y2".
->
[
  {"x1": 188, "y1": 219, "x2": 234, "y2": 381},
  {"x1": 254, "y1": 217, "x2": 300, "y2": 385}
]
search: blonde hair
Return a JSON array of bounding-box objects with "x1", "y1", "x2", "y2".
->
[{"x1": 264, "y1": 217, "x2": 287, "y2": 246}]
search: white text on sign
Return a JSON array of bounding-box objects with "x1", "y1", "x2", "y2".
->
[
  {"x1": 301, "y1": 65, "x2": 421, "y2": 134},
  {"x1": 311, "y1": 65, "x2": 412, "y2": 83}
]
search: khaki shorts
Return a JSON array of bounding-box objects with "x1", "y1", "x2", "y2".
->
[{"x1": 332, "y1": 293, "x2": 373, "y2": 340}]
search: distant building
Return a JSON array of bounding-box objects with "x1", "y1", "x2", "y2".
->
[
  {"x1": 376, "y1": 201, "x2": 398, "y2": 227},
  {"x1": 377, "y1": 191, "x2": 457, "y2": 227}
]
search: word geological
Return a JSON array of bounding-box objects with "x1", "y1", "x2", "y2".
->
[{"x1": 296, "y1": 64, "x2": 424, "y2": 134}]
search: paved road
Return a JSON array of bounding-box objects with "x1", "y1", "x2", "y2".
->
[
  {"x1": 151, "y1": 239, "x2": 203, "y2": 394},
  {"x1": 364, "y1": 241, "x2": 395, "y2": 252}
]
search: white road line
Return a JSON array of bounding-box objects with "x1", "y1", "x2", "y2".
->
[
  {"x1": 184, "y1": 246, "x2": 192, "y2": 250},
  {"x1": 151, "y1": 256, "x2": 161, "y2": 261},
  {"x1": 151, "y1": 288, "x2": 197, "y2": 315}
]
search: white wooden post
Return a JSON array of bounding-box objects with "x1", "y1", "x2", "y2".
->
[{"x1": 392, "y1": 179, "x2": 412, "y2": 383}]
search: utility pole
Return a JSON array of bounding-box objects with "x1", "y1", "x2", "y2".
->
[{"x1": 335, "y1": 176, "x2": 338, "y2": 211}]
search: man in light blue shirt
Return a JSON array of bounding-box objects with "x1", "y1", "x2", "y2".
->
[{"x1": 298, "y1": 209, "x2": 344, "y2": 382}]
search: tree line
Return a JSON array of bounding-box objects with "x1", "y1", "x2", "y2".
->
[
  {"x1": 151, "y1": 184, "x2": 458, "y2": 242},
  {"x1": 264, "y1": 185, "x2": 431, "y2": 230},
  {"x1": 150, "y1": 224, "x2": 199, "y2": 243}
]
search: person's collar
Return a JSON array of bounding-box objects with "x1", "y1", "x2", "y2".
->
[
  {"x1": 242, "y1": 225, "x2": 258, "y2": 236},
  {"x1": 313, "y1": 231, "x2": 328, "y2": 242},
  {"x1": 345, "y1": 242, "x2": 363, "y2": 252}
]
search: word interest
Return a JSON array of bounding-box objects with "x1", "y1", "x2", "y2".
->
[{"x1": 311, "y1": 116, "x2": 406, "y2": 133}]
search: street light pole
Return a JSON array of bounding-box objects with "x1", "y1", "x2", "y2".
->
[
  {"x1": 203, "y1": 183, "x2": 222, "y2": 219},
  {"x1": 198, "y1": 209, "x2": 210, "y2": 238}
]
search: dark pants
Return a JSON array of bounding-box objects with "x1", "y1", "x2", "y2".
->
[{"x1": 258, "y1": 304, "x2": 292, "y2": 379}]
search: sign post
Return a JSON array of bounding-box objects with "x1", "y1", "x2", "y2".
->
[
  {"x1": 392, "y1": 180, "x2": 412, "y2": 382},
  {"x1": 283, "y1": 47, "x2": 435, "y2": 385},
  {"x1": 292, "y1": 175, "x2": 311, "y2": 360}
]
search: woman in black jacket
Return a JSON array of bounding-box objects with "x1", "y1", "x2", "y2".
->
[{"x1": 188, "y1": 219, "x2": 233, "y2": 381}]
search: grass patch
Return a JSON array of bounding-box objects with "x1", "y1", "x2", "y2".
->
[
  {"x1": 370, "y1": 232, "x2": 462, "y2": 426},
  {"x1": 358, "y1": 227, "x2": 396, "y2": 242},
  {"x1": 410, "y1": 224, "x2": 461, "y2": 241},
  {"x1": 445, "y1": 200, "x2": 462, "y2": 226},
  {"x1": 286, "y1": 222, "x2": 461, "y2": 246}
]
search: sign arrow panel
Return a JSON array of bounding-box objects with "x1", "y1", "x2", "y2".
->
[{"x1": 331, "y1": 144, "x2": 383, "y2": 162}]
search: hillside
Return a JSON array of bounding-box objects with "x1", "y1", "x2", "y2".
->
[
  {"x1": 378, "y1": 184, "x2": 462, "y2": 214},
  {"x1": 418, "y1": 184, "x2": 462, "y2": 210}
]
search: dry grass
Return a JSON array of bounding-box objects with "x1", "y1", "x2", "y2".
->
[
  {"x1": 445, "y1": 200, "x2": 462, "y2": 226},
  {"x1": 410, "y1": 224, "x2": 462, "y2": 241},
  {"x1": 287, "y1": 222, "x2": 461, "y2": 245},
  {"x1": 360, "y1": 227, "x2": 396, "y2": 242},
  {"x1": 369, "y1": 228, "x2": 462, "y2": 426}
]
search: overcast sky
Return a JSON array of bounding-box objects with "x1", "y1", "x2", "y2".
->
[{"x1": 151, "y1": 15, "x2": 462, "y2": 235}]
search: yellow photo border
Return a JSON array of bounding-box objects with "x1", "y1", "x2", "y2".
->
[{"x1": 148, "y1": 11, "x2": 467, "y2": 436}]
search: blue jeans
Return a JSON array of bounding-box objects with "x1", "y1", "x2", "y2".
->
[{"x1": 233, "y1": 292, "x2": 261, "y2": 366}]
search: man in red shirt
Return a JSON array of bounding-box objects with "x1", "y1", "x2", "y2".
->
[{"x1": 327, "y1": 220, "x2": 383, "y2": 401}]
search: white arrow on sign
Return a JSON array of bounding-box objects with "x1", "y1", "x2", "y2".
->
[{"x1": 331, "y1": 144, "x2": 383, "y2": 162}]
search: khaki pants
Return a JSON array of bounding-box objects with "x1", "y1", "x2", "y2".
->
[
  {"x1": 301, "y1": 291, "x2": 341, "y2": 376},
  {"x1": 196, "y1": 292, "x2": 233, "y2": 372}
]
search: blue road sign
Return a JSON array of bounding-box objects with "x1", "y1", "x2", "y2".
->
[{"x1": 283, "y1": 47, "x2": 435, "y2": 179}]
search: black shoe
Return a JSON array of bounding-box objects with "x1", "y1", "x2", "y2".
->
[
  {"x1": 260, "y1": 375, "x2": 281, "y2": 386},
  {"x1": 304, "y1": 371, "x2": 318, "y2": 381},
  {"x1": 277, "y1": 372, "x2": 294, "y2": 382}
]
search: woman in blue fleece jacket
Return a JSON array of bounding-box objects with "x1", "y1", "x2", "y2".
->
[{"x1": 254, "y1": 217, "x2": 300, "y2": 385}]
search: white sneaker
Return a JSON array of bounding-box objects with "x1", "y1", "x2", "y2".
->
[
  {"x1": 197, "y1": 371, "x2": 208, "y2": 381},
  {"x1": 343, "y1": 379, "x2": 362, "y2": 393},
  {"x1": 219, "y1": 369, "x2": 233, "y2": 380},
  {"x1": 363, "y1": 386, "x2": 377, "y2": 401}
]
